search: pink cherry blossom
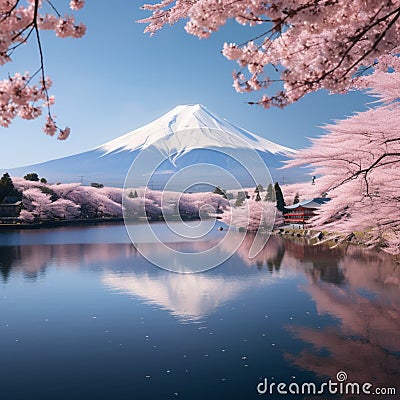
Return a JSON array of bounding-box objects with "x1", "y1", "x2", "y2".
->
[
  {"x1": 140, "y1": 0, "x2": 400, "y2": 108},
  {"x1": 70, "y1": 0, "x2": 85, "y2": 11},
  {"x1": 284, "y1": 58, "x2": 400, "y2": 254},
  {"x1": 0, "y1": 0, "x2": 86, "y2": 136}
]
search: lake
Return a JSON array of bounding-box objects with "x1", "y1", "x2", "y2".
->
[{"x1": 0, "y1": 223, "x2": 399, "y2": 400}]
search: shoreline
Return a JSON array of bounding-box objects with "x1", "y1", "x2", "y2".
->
[
  {"x1": 273, "y1": 227, "x2": 400, "y2": 263},
  {"x1": 0, "y1": 217, "x2": 124, "y2": 230},
  {"x1": 0, "y1": 214, "x2": 205, "y2": 230},
  {"x1": 2, "y1": 220, "x2": 396, "y2": 262}
]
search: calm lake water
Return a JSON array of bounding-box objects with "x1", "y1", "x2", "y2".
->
[{"x1": 0, "y1": 223, "x2": 399, "y2": 400}]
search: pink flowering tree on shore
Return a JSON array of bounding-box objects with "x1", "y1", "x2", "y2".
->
[
  {"x1": 0, "y1": 0, "x2": 85, "y2": 138},
  {"x1": 140, "y1": 0, "x2": 400, "y2": 108},
  {"x1": 12, "y1": 176, "x2": 233, "y2": 223},
  {"x1": 22, "y1": 187, "x2": 52, "y2": 220},
  {"x1": 285, "y1": 58, "x2": 400, "y2": 254},
  {"x1": 219, "y1": 198, "x2": 281, "y2": 232}
]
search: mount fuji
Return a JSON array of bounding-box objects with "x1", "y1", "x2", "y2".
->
[{"x1": 5, "y1": 104, "x2": 304, "y2": 187}]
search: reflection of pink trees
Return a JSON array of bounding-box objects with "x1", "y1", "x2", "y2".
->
[
  {"x1": 287, "y1": 325, "x2": 400, "y2": 389},
  {"x1": 2, "y1": 228, "x2": 399, "y2": 388},
  {"x1": 285, "y1": 248, "x2": 400, "y2": 387},
  {"x1": 0, "y1": 243, "x2": 138, "y2": 282},
  {"x1": 232, "y1": 234, "x2": 285, "y2": 269}
]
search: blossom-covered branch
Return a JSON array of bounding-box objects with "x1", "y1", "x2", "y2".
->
[
  {"x1": 140, "y1": 0, "x2": 400, "y2": 108},
  {"x1": 0, "y1": 0, "x2": 85, "y2": 138}
]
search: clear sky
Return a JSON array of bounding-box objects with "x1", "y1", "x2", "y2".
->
[{"x1": 0, "y1": 1, "x2": 371, "y2": 169}]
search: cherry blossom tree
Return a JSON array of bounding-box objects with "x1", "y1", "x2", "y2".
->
[
  {"x1": 19, "y1": 208, "x2": 34, "y2": 222},
  {"x1": 0, "y1": 0, "x2": 85, "y2": 137},
  {"x1": 124, "y1": 195, "x2": 162, "y2": 219},
  {"x1": 98, "y1": 186, "x2": 123, "y2": 204},
  {"x1": 50, "y1": 182, "x2": 81, "y2": 198},
  {"x1": 285, "y1": 60, "x2": 400, "y2": 254},
  {"x1": 22, "y1": 186, "x2": 52, "y2": 220},
  {"x1": 178, "y1": 192, "x2": 229, "y2": 217},
  {"x1": 48, "y1": 198, "x2": 80, "y2": 219},
  {"x1": 140, "y1": 1, "x2": 400, "y2": 108},
  {"x1": 14, "y1": 178, "x2": 123, "y2": 220},
  {"x1": 124, "y1": 188, "x2": 230, "y2": 220},
  {"x1": 13, "y1": 177, "x2": 233, "y2": 222},
  {"x1": 220, "y1": 198, "x2": 279, "y2": 232},
  {"x1": 77, "y1": 186, "x2": 122, "y2": 217}
]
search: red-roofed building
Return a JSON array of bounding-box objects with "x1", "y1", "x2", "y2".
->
[{"x1": 284, "y1": 198, "x2": 330, "y2": 225}]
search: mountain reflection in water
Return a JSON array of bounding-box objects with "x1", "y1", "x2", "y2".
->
[{"x1": 0, "y1": 231, "x2": 399, "y2": 393}]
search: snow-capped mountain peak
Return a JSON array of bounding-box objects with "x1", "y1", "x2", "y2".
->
[
  {"x1": 98, "y1": 104, "x2": 294, "y2": 156},
  {"x1": 5, "y1": 104, "x2": 304, "y2": 186}
]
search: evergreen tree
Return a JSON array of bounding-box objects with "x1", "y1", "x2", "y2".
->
[
  {"x1": 264, "y1": 183, "x2": 275, "y2": 202},
  {"x1": 235, "y1": 197, "x2": 244, "y2": 207},
  {"x1": 254, "y1": 187, "x2": 261, "y2": 202},
  {"x1": 293, "y1": 193, "x2": 300, "y2": 204},
  {"x1": 23, "y1": 173, "x2": 39, "y2": 181},
  {"x1": 38, "y1": 186, "x2": 59, "y2": 202},
  {"x1": 213, "y1": 186, "x2": 227, "y2": 199},
  {"x1": 0, "y1": 173, "x2": 21, "y2": 202},
  {"x1": 128, "y1": 190, "x2": 139, "y2": 199},
  {"x1": 237, "y1": 191, "x2": 246, "y2": 201},
  {"x1": 40, "y1": 177, "x2": 47, "y2": 184},
  {"x1": 274, "y1": 182, "x2": 286, "y2": 213}
]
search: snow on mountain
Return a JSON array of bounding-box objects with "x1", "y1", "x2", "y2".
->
[
  {"x1": 4, "y1": 104, "x2": 305, "y2": 187},
  {"x1": 99, "y1": 104, "x2": 292, "y2": 156}
]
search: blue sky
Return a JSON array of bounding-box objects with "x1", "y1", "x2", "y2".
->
[{"x1": 0, "y1": 1, "x2": 371, "y2": 169}]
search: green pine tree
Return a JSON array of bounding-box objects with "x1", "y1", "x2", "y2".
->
[
  {"x1": 255, "y1": 190, "x2": 261, "y2": 202},
  {"x1": 23, "y1": 173, "x2": 39, "y2": 181},
  {"x1": 264, "y1": 183, "x2": 275, "y2": 202},
  {"x1": 213, "y1": 186, "x2": 227, "y2": 199},
  {"x1": 235, "y1": 197, "x2": 244, "y2": 207},
  {"x1": 0, "y1": 173, "x2": 21, "y2": 202},
  {"x1": 274, "y1": 182, "x2": 286, "y2": 213},
  {"x1": 237, "y1": 191, "x2": 246, "y2": 202}
]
